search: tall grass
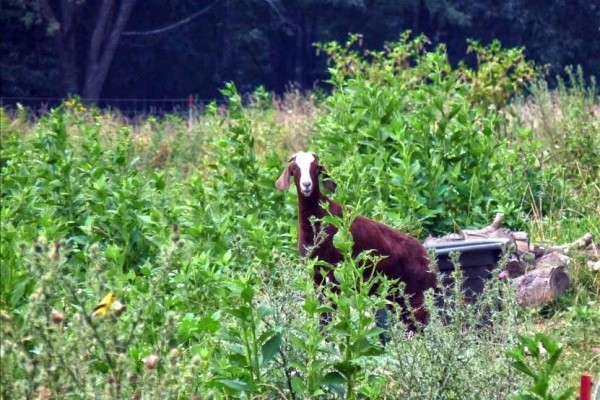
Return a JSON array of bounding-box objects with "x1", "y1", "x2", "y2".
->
[{"x1": 510, "y1": 66, "x2": 600, "y2": 224}]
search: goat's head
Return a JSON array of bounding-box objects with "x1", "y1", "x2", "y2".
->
[{"x1": 276, "y1": 151, "x2": 336, "y2": 197}]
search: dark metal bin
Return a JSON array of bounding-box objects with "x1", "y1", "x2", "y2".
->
[{"x1": 425, "y1": 239, "x2": 509, "y2": 304}]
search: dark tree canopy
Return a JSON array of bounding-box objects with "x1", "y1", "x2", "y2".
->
[{"x1": 1, "y1": 0, "x2": 599, "y2": 103}]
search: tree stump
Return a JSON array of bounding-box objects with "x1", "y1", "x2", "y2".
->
[{"x1": 512, "y1": 266, "x2": 571, "y2": 306}]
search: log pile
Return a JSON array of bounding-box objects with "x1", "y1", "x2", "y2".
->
[{"x1": 424, "y1": 213, "x2": 597, "y2": 307}]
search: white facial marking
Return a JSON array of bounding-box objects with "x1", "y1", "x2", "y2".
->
[{"x1": 295, "y1": 151, "x2": 315, "y2": 197}]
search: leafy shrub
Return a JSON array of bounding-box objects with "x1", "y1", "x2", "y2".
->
[
  {"x1": 311, "y1": 33, "x2": 537, "y2": 235},
  {"x1": 507, "y1": 333, "x2": 576, "y2": 400},
  {"x1": 0, "y1": 109, "x2": 172, "y2": 308},
  {"x1": 0, "y1": 225, "x2": 228, "y2": 399},
  {"x1": 461, "y1": 39, "x2": 538, "y2": 111}
]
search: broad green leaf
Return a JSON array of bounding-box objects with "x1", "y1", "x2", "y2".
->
[
  {"x1": 257, "y1": 304, "x2": 273, "y2": 320},
  {"x1": 556, "y1": 387, "x2": 576, "y2": 400},
  {"x1": 291, "y1": 376, "x2": 305, "y2": 395},
  {"x1": 322, "y1": 371, "x2": 346, "y2": 385},
  {"x1": 510, "y1": 361, "x2": 536, "y2": 379},
  {"x1": 240, "y1": 286, "x2": 254, "y2": 302},
  {"x1": 323, "y1": 371, "x2": 347, "y2": 396},
  {"x1": 260, "y1": 332, "x2": 282, "y2": 365},
  {"x1": 334, "y1": 360, "x2": 361, "y2": 376},
  {"x1": 217, "y1": 379, "x2": 249, "y2": 392},
  {"x1": 137, "y1": 214, "x2": 153, "y2": 224},
  {"x1": 222, "y1": 249, "x2": 232, "y2": 264}
]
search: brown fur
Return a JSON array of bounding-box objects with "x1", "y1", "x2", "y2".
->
[{"x1": 277, "y1": 153, "x2": 436, "y2": 332}]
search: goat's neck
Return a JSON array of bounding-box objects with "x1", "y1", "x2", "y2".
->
[
  {"x1": 297, "y1": 192, "x2": 343, "y2": 243},
  {"x1": 298, "y1": 190, "x2": 326, "y2": 216}
]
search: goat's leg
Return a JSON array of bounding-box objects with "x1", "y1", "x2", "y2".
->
[
  {"x1": 408, "y1": 292, "x2": 429, "y2": 331},
  {"x1": 390, "y1": 291, "x2": 428, "y2": 334},
  {"x1": 316, "y1": 282, "x2": 340, "y2": 329},
  {"x1": 375, "y1": 305, "x2": 392, "y2": 345},
  {"x1": 317, "y1": 291, "x2": 335, "y2": 327}
]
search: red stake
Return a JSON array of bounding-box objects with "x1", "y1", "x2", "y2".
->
[{"x1": 580, "y1": 374, "x2": 592, "y2": 400}]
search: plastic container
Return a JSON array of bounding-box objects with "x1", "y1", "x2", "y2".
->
[{"x1": 425, "y1": 238, "x2": 509, "y2": 303}]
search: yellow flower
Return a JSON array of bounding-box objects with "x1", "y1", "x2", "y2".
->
[{"x1": 92, "y1": 292, "x2": 116, "y2": 317}]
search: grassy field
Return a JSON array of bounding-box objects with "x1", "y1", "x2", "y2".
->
[{"x1": 1, "y1": 40, "x2": 599, "y2": 399}]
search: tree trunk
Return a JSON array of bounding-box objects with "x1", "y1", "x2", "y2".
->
[
  {"x1": 39, "y1": 0, "x2": 136, "y2": 101},
  {"x1": 82, "y1": 0, "x2": 137, "y2": 102},
  {"x1": 57, "y1": 27, "x2": 78, "y2": 95},
  {"x1": 294, "y1": 8, "x2": 306, "y2": 86},
  {"x1": 307, "y1": 11, "x2": 318, "y2": 88},
  {"x1": 271, "y1": 30, "x2": 293, "y2": 94}
]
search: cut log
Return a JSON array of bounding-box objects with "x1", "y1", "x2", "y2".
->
[
  {"x1": 424, "y1": 213, "x2": 514, "y2": 245},
  {"x1": 505, "y1": 253, "x2": 528, "y2": 278},
  {"x1": 423, "y1": 213, "x2": 530, "y2": 249},
  {"x1": 423, "y1": 233, "x2": 464, "y2": 246},
  {"x1": 532, "y1": 233, "x2": 594, "y2": 257},
  {"x1": 513, "y1": 231, "x2": 530, "y2": 253},
  {"x1": 512, "y1": 266, "x2": 571, "y2": 306},
  {"x1": 461, "y1": 213, "x2": 508, "y2": 239},
  {"x1": 534, "y1": 251, "x2": 571, "y2": 269},
  {"x1": 568, "y1": 233, "x2": 593, "y2": 251}
]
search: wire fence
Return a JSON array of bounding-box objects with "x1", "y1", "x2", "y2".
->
[{"x1": 0, "y1": 96, "x2": 217, "y2": 119}]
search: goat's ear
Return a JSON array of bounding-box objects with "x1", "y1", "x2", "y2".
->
[
  {"x1": 275, "y1": 165, "x2": 292, "y2": 190},
  {"x1": 319, "y1": 166, "x2": 337, "y2": 193},
  {"x1": 323, "y1": 178, "x2": 337, "y2": 193}
]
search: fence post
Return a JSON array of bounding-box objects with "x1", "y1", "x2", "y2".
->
[
  {"x1": 580, "y1": 374, "x2": 592, "y2": 400},
  {"x1": 188, "y1": 94, "x2": 194, "y2": 130}
]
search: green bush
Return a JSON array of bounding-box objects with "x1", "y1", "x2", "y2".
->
[
  {"x1": 507, "y1": 333, "x2": 576, "y2": 400},
  {"x1": 311, "y1": 33, "x2": 537, "y2": 236},
  {"x1": 0, "y1": 109, "x2": 171, "y2": 308},
  {"x1": 1, "y1": 221, "x2": 536, "y2": 399}
]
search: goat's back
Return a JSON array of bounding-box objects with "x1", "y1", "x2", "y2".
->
[{"x1": 349, "y1": 216, "x2": 434, "y2": 293}]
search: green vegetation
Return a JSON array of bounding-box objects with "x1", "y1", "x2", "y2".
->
[
  {"x1": 507, "y1": 333, "x2": 576, "y2": 400},
  {"x1": 1, "y1": 37, "x2": 598, "y2": 399}
]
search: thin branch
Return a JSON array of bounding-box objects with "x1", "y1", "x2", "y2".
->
[
  {"x1": 38, "y1": 0, "x2": 59, "y2": 27},
  {"x1": 122, "y1": 0, "x2": 219, "y2": 36},
  {"x1": 262, "y1": 0, "x2": 296, "y2": 29}
]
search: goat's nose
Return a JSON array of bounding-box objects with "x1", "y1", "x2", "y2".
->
[{"x1": 302, "y1": 182, "x2": 311, "y2": 189}]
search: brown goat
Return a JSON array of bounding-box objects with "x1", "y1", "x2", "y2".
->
[{"x1": 276, "y1": 151, "x2": 436, "y2": 331}]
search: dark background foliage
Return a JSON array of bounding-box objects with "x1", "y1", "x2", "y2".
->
[{"x1": 1, "y1": 0, "x2": 599, "y2": 103}]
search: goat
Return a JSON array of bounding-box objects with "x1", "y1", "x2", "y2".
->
[{"x1": 276, "y1": 151, "x2": 436, "y2": 332}]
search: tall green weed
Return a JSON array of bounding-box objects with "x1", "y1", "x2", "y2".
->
[
  {"x1": 1, "y1": 109, "x2": 170, "y2": 308},
  {"x1": 312, "y1": 33, "x2": 537, "y2": 236}
]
